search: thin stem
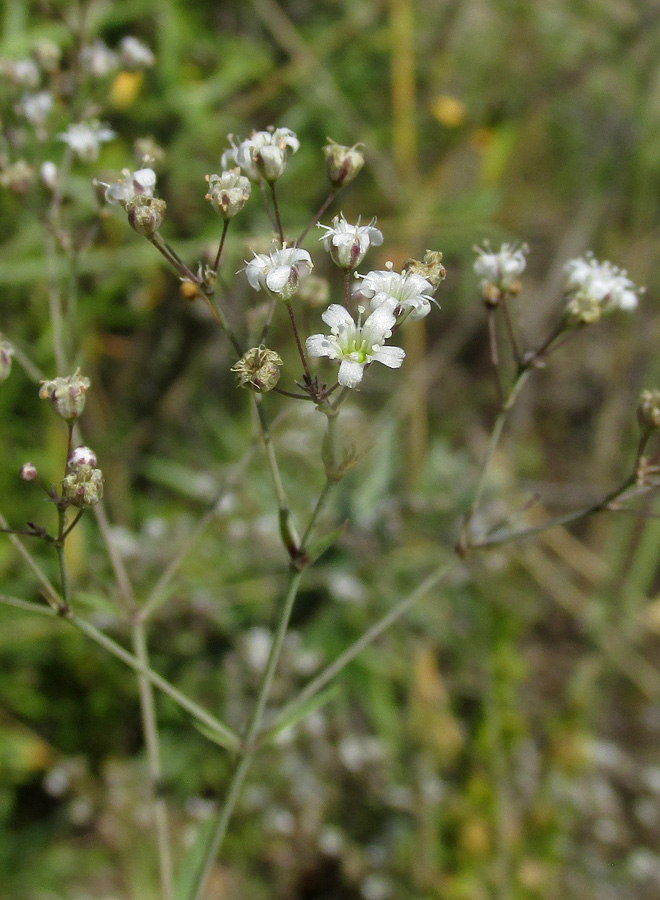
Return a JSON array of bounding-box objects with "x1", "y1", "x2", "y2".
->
[
  {"x1": 270, "y1": 182, "x2": 285, "y2": 245},
  {"x1": 258, "y1": 298, "x2": 277, "y2": 346},
  {"x1": 273, "y1": 387, "x2": 315, "y2": 401},
  {"x1": 212, "y1": 219, "x2": 230, "y2": 273},
  {"x1": 258, "y1": 181, "x2": 278, "y2": 233},
  {"x1": 253, "y1": 393, "x2": 301, "y2": 556},
  {"x1": 286, "y1": 302, "x2": 313, "y2": 386},
  {"x1": 269, "y1": 561, "x2": 457, "y2": 736},
  {"x1": 295, "y1": 190, "x2": 337, "y2": 247},
  {"x1": 487, "y1": 311, "x2": 504, "y2": 405},
  {"x1": 61, "y1": 510, "x2": 84, "y2": 540},
  {"x1": 189, "y1": 570, "x2": 304, "y2": 900},
  {"x1": 132, "y1": 621, "x2": 174, "y2": 900},
  {"x1": 300, "y1": 479, "x2": 333, "y2": 550},
  {"x1": 344, "y1": 270, "x2": 351, "y2": 306},
  {"x1": 500, "y1": 295, "x2": 522, "y2": 366}
]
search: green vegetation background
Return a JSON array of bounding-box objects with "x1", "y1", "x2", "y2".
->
[{"x1": 2, "y1": 1, "x2": 660, "y2": 898}]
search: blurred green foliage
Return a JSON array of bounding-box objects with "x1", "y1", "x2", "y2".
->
[{"x1": 2, "y1": 1, "x2": 660, "y2": 898}]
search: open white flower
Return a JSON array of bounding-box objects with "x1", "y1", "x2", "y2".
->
[
  {"x1": 564, "y1": 253, "x2": 640, "y2": 312},
  {"x1": 318, "y1": 213, "x2": 383, "y2": 271},
  {"x1": 57, "y1": 121, "x2": 115, "y2": 161},
  {"x1": 357, "y1": 261, "x2": 436, "y2": 321},
  {"x1": 244, "y1": 246, "x2": 313, "y2": 301},
  {"x1": 79, "y1": 40, "x2": 118, "y2": 78},
  {"x1": 474, "y1": 242, "x2": 527, "y2": 291},
  {"x1": 222, "y1": 127, "x2": 299, "y2": 182},
  {"x1": 104, "y1": 167, "x2": 156, "y2": 205},
  {"x1": 306, "y1": 304, "x2": 405, "y2": 388},
  {"x1": 18, "y1": 91, "x2": 53, "y2": 128},
  {"x1": 119, "y1": 36, "x2": 155, "y2": 70}
]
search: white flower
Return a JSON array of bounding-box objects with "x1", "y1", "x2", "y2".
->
[
  {"x1": 564, "y1": 253, "x2": 640, "y2": 312},
  {"x1": 244, "y1": 246, "x2": 313, "y2": 301},
  {"x1": 104, "y1": 167, "x2": 156, "y2": 205},
  {"x1": 473, "y1": 241, "x2": 527, "y2": 293},
  {"x1": 10, "y1": 58, "x2": 40, "y2": 88},
  {"x1": 58, "y1": 121, "x2": 115, "y2": 161},
  {"x1": 357, "y1": 261, "x2": 436, "y2": 321},
  {"x1": 222, "y1": 127, "x2": 299, "y2": 182},
  {"x1": 79, "y1": 40, "x2": 118, "y2": 78},
  {"x1": 119, "y1": 36, "x2": 155, "y2": 69},
  {"x1": 40, "y1": 161, "x2": 57, "y2": 189},
  {"x1": 318, "y1": 213, "x2": 383, "y2": 271},
  {"x1": 306, "y1": 304, "x2": 405, "y2": 388},
  {"x1": 18, "y1": 91, "x2": 53, "y2": 128}
]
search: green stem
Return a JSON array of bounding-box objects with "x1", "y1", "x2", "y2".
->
[
  {"x1": 268, "y1": 561, "x2": 457, "y2": 737},
  {"x1": 132, "y1": 621, "x2": 174, "y2": 900},
  {"x1": 295, "y1": 190, "x2": 337, "y2": 247},
  {"x1": 270, "y1": 181, "x2": 285, "y2": 245},
  {"x1": 189, "y1": 570, "x2": 304, "y2": 900},
  {"x1": 253, "y1": 393, "x2": 301, "y2": 557},
  {"x1": 300, "y1": 479, "x2": 333, "y2": 550},
  {"x1": 212, "y1": 219, "x2": 230, "y2": 273}
]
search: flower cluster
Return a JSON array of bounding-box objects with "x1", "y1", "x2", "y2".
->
[
  {"x1": 356, "y1": 261, "x2": 437, "y2": 321},
  {"x1": 473, "y1": 242, "x2": 528, "y2": 305},
  {"x1": 62, "y1": 447, "x2": 104, "y2": 508},
  {"x1": 563, "y1": 253, "x2": 641, "y2": 325},
  {"x1": 318, "y1": 213, "x2": 383, "y2": 271},
  {"x1": 39, "y1": 369, "x2": 90, "y2": 421},
  {"x1": 244, "y1": 247, "x2": 313, "y2": 302},
  {"x1": 222, "y1": 128, "x2": 299, "y2": 182}
]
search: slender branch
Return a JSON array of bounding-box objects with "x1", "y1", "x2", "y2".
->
[
  {"x1": 500, "y1": 295, "x2": 523, "y2": 366},
  {"x1": 270, "y1": 182, "x2": 285, "y2": 245},
  {"x1": 300, "y1": 478, "x2": 334, "y2": 550},
  {"x1": 212, "y1": 219, "x2": 230, "y2": 273},
  {"x1": 286, "y1": 302, "x2": 313, "y2": 385},
  {"x1": 268, "y1": 561, "x2": 457, "y2": 736},
  {"x1": 258, "y1": 298, "x2": 277, "y2": 346},
  {"x1": 189, "y1": 570, "x2": 304, "y2": 900},
  {"x1": 295, "y1": 190, "x2": 337, "y2": 247},
  {"x1": 253, "y1": 393, "x2": 301, "y2": 556},
  {"x1": 132, "y1": 621, "x2": 174, "y2": 900},
  {"x1": 487, "y1": 311, "x2": 504, "y2": 405}
]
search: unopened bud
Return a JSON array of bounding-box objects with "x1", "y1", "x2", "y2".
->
[
  {"x1": 403, "y1": 250, "x2": 447, "y2": 290},
  {"x1": 206, "y1": 169, "x2": 251, "y2": 219},
  {"x1": 323, "y1": 139, "x2": 365, "y2": 188},
  {"x1": 20, "y1": 462, "x2": 38, "y2": 481},
  {"x1": 638, "y1": 389, "x2": 660, "y2": 431},
  {"x1": 41, "y1": 161, "x2": 58, "y2": 190},
  {"x1": 62, "y1": 465, "x2": 104, "y2": 508},
  {"x1": 39, "y1": 368, "x2": 90, "y2": 420},
  {"x1": 253, "y1": 145, "x2": 288, "y2": 182},
  {"x1": 231, "y1": 346, "x2": 283, "y2": 392},
  {"x1": 563, "y1": 293, "x2": 602, "y2": 328},
  {"x1": 68, "y1": 446, "x2": 97, "y2": 469},
  {"x1": 0, "y1": 339, "x2": 13, "y2": 383},
  {"x1": 127, "y1": 195, "x2": 166, "y2": 236}
]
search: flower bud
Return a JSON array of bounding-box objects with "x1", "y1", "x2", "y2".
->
[
  {"x1": 68, "y1": 446, "x2": 97, "y2": 469},
  {"x1": 62, "y1": 465, "x2": 104, "y2": 508},
  {"x1": 231, "y1": 346, "x2": 283, "y2": 392},
  {"x1": 205, "y1": 169, "x2": 251, "y2": 219},
  {"x1": 0, "y1": 339, "x2": 13, "y2": 383},
  {"x1": 20, "y1": 462, "x2": 38, "y2": 481},
  {"x1": 323, "y1": 139, "x2": 365, "y2": 188},
  {"x1": 126, "y1": 195, "x2": 166, "y2": 236},
  {"x1": 39, "y1": 368, "x2": 90, "y2": 420},
  {"x1": 403, "y1": 250, "x2": 447, "y2": 290},
  {"x1": 638, "y1": 389, "x2": 660, "y2": 431},
  {"x1": 253, "y1": 145, "x2": 288, "y2": 182}
]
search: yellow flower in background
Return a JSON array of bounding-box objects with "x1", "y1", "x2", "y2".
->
[
  {"x1": 110, "y1": 71, "x2": 143, "y2": 109},
  {"x1": 431, "y1": 94, "x2": 466, "y2": 128}
]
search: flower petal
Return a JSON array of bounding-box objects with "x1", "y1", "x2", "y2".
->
[
  {"x1": 322, "y1": 304, "x2": 354, "y2": 331},
  {"x1": 371, "y1": 345, "x2": 405, "y2": 369},
  {"x1": 338, "y1": 359, "x2": 365, "y2": 388},
  {"x1": 306, "y1": 334, "x2": 335, "y2": 358}
]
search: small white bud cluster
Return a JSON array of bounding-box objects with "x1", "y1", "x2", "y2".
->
[
  {"x1": 563, "y1": 253, "x2": 642, "y2": 326},
  {"x1": 205, "y1": 169, "x2": 251, "y2": 219},
  {"x1": 62, "y1": 447, "x2": 104, "y2": 508},
  {"x1": 39, "y1": 369, "x2": 90, "y2": 420},
  {"x1": 221, "y1": 127, "x2": 299, "y2": 183},
  {"x1": 473, "y1": 242, "x2": 528, "y2": 306}
]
